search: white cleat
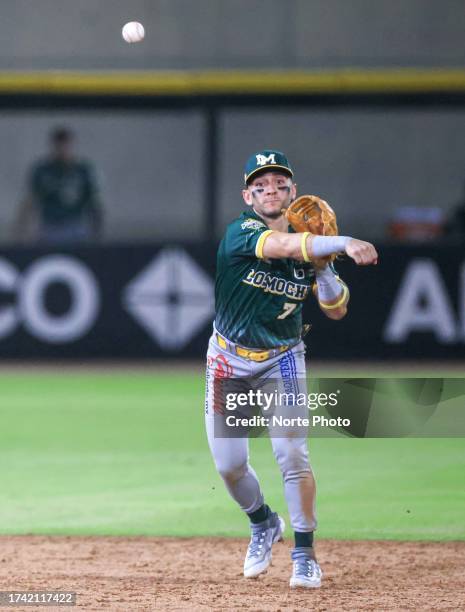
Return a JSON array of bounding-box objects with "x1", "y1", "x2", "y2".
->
[
  {"x1": 243, "y1": 513, "x2": 285, "y2": 578},
  {"x1": 289, "y1": 547, "x2": 323, "y2": 588}
]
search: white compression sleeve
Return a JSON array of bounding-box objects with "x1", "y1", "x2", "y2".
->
[
  {"x1": 315, "y1": 266, "x2": 343, "y2": 302},
  {"x1": 311, "y1": 235, "x2": 351, "y2": 258}
]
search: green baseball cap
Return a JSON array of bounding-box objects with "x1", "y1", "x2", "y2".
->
[{"x1": 244, "y1": 149, "x2": 294, "y2": 184}]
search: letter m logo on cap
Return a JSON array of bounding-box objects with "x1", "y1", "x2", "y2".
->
[
  {"x1": 244, "y1": 149, "x2": 294, "y2": 184},
  {"x1": 256, "y1": 153, "x2": 276, "y2": 166}
]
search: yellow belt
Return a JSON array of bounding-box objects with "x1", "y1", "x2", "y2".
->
[{"x1": 216, "y1": 334, "x2": 288, "y2": 362}]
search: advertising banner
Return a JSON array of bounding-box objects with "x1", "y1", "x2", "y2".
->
[{"x1": 0, "y1": 243, "x2": 462, "y2": 360}]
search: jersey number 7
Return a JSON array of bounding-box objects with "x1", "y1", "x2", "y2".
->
[{"x1": 277, "y1": 302, "x2": 297, "y2": 320}]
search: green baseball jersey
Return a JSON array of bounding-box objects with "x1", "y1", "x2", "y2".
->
[
  {"x1": 29, "y1": 159, "x2": 100, "y2": 224},
  {"x1": 215, "y1": 208, "x2": 317, "y2": 349}
]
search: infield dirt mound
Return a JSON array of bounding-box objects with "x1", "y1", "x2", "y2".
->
[{"x1": 0, "y1": 536, "x2": 463, "y2": 611}]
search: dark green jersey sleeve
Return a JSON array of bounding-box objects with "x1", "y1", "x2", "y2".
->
[{"x1": 223, "y1": 216, "x2": 274, "y2": 261}]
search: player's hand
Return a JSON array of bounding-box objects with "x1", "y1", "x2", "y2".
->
[{"x1": 345, "y1": 239, "x2": 378, "y2": 265}]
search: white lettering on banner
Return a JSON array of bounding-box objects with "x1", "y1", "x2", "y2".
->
[
  {"x1": 0, "y1": 258, "x2": 20, "y2": 337},
  {"x1": 0, "y1": 255, "x2": 100, "y2": 344},
  {"x1": 19, "y1": 256, "x2": 100, "y2": 343},
  {"x1": 384, "y1": 259, "x2": 457, "y2": 343}
]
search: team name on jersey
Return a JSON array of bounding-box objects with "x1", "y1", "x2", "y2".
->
[{"x1": 243, "y1": 269, "x2": 309, "y2": 300}]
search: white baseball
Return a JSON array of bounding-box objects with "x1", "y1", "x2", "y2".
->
[{"x1": 122, "y1": 22, "x2": 145, "y2": 43}]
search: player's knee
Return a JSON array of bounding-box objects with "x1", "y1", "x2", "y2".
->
[
  {"x1": 282, "y1": 467, "x2": 314, "y2": 486},
  {"x1": 217, "y1": 461, "x2": 248, "y2": 484}
]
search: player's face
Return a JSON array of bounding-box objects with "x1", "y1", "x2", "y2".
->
[{"x1": 242, "y1": 172, "x2": 296, "y2": 220}]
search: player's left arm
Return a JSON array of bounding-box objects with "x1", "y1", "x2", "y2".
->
[{"x1": 311, "y1": 263, "x2": 349, "y2": 321}]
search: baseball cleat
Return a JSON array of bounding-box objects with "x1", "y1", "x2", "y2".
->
[
  {"x1": 243, "y1": 512, "x2": 285, "y2": 578},
  {"x1": 289, "y1": 547, "x2": 323, "y2": 588}
]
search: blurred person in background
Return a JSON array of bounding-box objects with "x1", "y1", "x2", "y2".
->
[{"x1": 13, "y1": 127, "x2": 103, "y2": 245}]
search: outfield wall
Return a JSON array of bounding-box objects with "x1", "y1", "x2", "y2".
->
[
  {"x1": 1, "y1": 104, "x2": 465, "y2": 244},
  {"x1": 1, "y1": 0, "x2": 464, "y2": 70},
  {"x1": 0, "y1": 242, "x2": 462, "y2": 360}
]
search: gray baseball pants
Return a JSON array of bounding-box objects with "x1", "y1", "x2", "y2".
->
[{"x1": 205, "y1": 331, "x2": 317, "y2": 532}]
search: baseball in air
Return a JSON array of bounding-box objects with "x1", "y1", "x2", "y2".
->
[{"x1": 122, "y1": 22, "x2": 145, "y2": 43}]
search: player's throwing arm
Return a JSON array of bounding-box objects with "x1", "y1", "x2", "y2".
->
[
  {"x1": 261, "y1": 193, "x2": 378, "y2": 266},
  {"x1": 261, "y1": 232, "x2": 378, "y2": 265},
  {"x1": 259, "y1": 194, "x2": 377, "y2": 319}
]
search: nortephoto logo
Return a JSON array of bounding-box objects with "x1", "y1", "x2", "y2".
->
[{"x1": 222, "y1": 389, "x2": 349, "y2": 431}]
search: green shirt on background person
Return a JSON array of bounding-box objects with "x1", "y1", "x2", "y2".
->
[{"x1": 14, "y1": 126, "x2": 103, "y2": 245}]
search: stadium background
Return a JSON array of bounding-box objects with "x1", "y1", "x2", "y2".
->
[{"x1": 0, "y1": 1, "x2": 464, "y2": 609}]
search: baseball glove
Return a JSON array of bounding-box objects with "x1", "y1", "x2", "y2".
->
[{"x1": 284, "y1": 195, "x2": 339, "y2": 263}]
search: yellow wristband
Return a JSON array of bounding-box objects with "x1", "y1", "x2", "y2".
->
[
  {"x1": 301, "y1": 232, "x2": 311, "y2": 263},
  {"x1": 255, "y1": 229, "x2": 274, "y2": 259},
  {"x1": 319, "y1": 283, "x2": 349, "y2": 310}
]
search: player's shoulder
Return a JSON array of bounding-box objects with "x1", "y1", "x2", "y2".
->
[
  {"x1": 218, "y1": 211, "x2": 268, "y2": 260},
  {"x1": 225, "y1": 210, "x2": 268, "y2": 236}
]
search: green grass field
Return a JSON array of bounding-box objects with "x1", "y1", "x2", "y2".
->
[{"x1": 0, "y1": 371, "x2": 463, "y2": 541}]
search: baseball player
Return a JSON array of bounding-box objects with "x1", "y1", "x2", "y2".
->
[{"x1": 205, "y1": 150, "x2": 377, "y2": 588}]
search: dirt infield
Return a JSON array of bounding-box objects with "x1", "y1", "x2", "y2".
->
[{"x1": 0, "y1": 536, "x2": 463, "y2": 611}]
